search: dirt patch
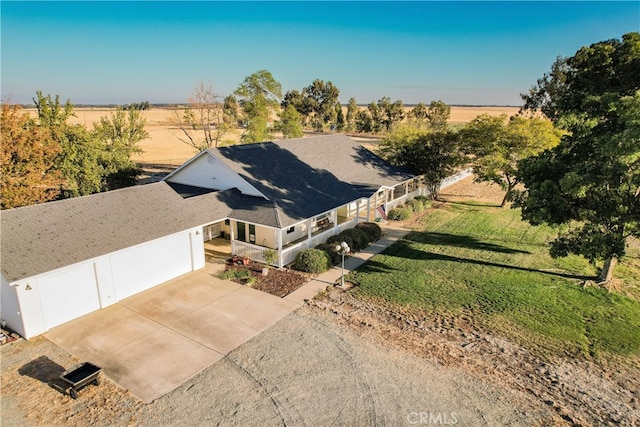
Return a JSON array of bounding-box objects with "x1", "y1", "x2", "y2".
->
[
  {"x1": 2, "y1": 309, "x2": 552, "y2": 426},
  {"x1": 309, "y1": 288, "x2": 640, "y2": 426},
  {"x1": 223, "y1": 262, "x2": 309, "y2": 298}
]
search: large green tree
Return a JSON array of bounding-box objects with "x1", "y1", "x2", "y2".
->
[
  {"x1": 426, "y1": 100, "x2": 451, "y2": 131},
  {"x1": 411, "y1": 102, "x2": 428, "y2": 121},
  {"x1": 33, "y1": 91, "x2": 104, "y2": 197},
  {"x1": 93, "y1": 106, "x2": 149, "y2": 189},
  {"x1": 460, "y1": 114, "x2": 562, "y2": 207},
  {"x1": 303, "y1": 79, "x2": 340, "y2": 131},
  {"x1": 379, "y1": 123, "x2": 465, "y2": 198},
  {"x1": 282, "y1": 79, "x2": 340, "y2": 131},
  {"x1": 345, "y1": 97, "x2": 358, "y2": 131},
  {"x1": 275, "y1": 104, "x2": 304, "y2": 139},
  {"x1": 1, "y1": 104, "x2": 63, "y2": 208},
  {"x1": 517, "y1": 32, "x2": 640, "y2": 283},
  {"x1": 234, "y1": 70, "x2": 282, "y2": 143},
  {"x1": 376, "y1": 97, "x2": 405, "y2": 132},
  {"x1": 33, "y1": 91, "x2": 147, "y2": 198}
]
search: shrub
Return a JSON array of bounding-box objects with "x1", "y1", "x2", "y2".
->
[
  {"x1": 355, "y1": 222, "x2": 382, "y2": 242},
  {"x1": 263, "y1": 248, "x2": 278, "y2": 267},
  {"x1": 326, "y1": 234, "x2": 355, "y2": 252},
  {"x1": 316, "y1": 243, "x2": 342, "y2": 265},
  {"x1": 414, "y1": 195, "x2": 432, "y2": 209},
  {"x1": 338, "y1": 228, "x2": 370, "y2": 251},
  {"x1": 219, "y1": 269, "x2": 251, "y2": 281},
  {"x1": 406, "y1": 199, "x2": 424, "y2": 213},
  {"x1": 294, "y1": 248, "x2": 331, "y2": 273},
  {"x1": 387, "y1": 207, "x2": 412, "y2": 221}
]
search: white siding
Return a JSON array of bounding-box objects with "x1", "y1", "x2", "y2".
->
[
  {"x1": 282, "y1": 221, "x2": 309, "y2": 246},
  {"x1": 166, "y1": 152, "x2": 264, "y2": 197},
  {"x1": 110, "y1": 231, "x2": 193, "y2": 300},
  {"x1": 36, "y1": 263, "x2": 101, "y2": 331},
  {"x1": 1, "y1": 274, "x2": 24, "y2": 338}
]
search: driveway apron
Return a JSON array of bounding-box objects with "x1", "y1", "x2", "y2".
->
[{"x1": 45, "y1": 268, "x2": 301, "y2": 403}]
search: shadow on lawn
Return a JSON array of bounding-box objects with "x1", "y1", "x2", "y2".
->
[
  {"x1": 436, "y1": 199, "x2": 501, "y2": 208},
  {"x1": 405, "y1": 232, "x2": 532, "y2": 255},
  {"x1": 394, "y1": 245, "x2": 596, "y2": 281}
]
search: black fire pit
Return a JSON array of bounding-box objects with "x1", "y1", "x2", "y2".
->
[{"x1": 60, "y1": 362, "x2": 101, "y2": 399}]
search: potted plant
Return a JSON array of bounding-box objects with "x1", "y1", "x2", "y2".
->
[{"x1": 262, "y1": 248, "x2": 278, "y2": 275}]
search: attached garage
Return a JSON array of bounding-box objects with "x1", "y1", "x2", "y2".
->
[
  {"x1": 36, "y1": 263, "x2": 101, "y2": 329},
  {"x1": 110, "y1": 232, "x2": 196, "y2": 300},
  {"x1": 1, "y1": 182, "x2": 228, "y2": 339}
]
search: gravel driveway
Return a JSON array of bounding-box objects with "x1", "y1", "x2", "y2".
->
[{"x1": 1, "y1": 306, "x2": 547, "y2": 426}]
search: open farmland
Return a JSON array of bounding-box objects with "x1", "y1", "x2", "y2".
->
[{"x1": 25, "y1": 105, "x2": 520, "y2": 163}]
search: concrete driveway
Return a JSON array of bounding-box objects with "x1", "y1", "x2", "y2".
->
[{"x1": 45, "y1": 265, "x2": 301, "y2": 403}]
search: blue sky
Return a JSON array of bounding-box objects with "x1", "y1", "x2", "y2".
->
[{"x1": 2, "y1": 1, "x2": 638, "y2": 106}]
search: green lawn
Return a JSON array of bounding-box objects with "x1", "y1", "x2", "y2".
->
[{"x1": 348, "y1": 201, "x2": 640, "y2": 359}]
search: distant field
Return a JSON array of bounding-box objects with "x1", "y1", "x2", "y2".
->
[{"x1": 25, "y1": 105, "x2": 521, "y2": 162}]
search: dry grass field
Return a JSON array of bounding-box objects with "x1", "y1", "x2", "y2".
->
[{"x1": 26, "y1": 105, "x2": 520, "y2": 163}]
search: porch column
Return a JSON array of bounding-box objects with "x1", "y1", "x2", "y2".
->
[
  {"x1": 307, "y1": 218, "x2": 313, "y2": 248},
  {"x1": 230, "y1": 221, "x2": 236, "y2": 255},
  {"x1": 333, "y1": 209, "x2": 339, "y2": 235},
  {"x1": 356, "y1": 200, "x2": 361, "y2": 224},
  {"x1": 277, "y1": 229, "x2": 283, "y2": 268},
  {"x1": 367, "y1": 197, "x2": 371, "y2": 222}
]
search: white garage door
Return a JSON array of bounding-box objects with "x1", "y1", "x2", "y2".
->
[
  {"x1": 37, "y1": 263, "x2": 101, "y2": 330},
  {"x1": 110, "y1": 232, "x2": 193, "y2": 300}
]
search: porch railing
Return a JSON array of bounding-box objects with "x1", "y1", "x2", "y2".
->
[
  {"x1": 232, "y1": 241, "x2": 268, "y2": 264},
  {"x1": 309, "y1": 228, "x2": 335, "y2": 248},
  {"x1": 281, "y1": 240, "x2": 308, "y2": 266},
  {"x1": 337, "y1": 217, "x2": 358, "y2": 233}
]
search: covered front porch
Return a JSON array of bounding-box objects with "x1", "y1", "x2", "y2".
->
[{"x1": 229, "y1": 198, "x2": 369, "y2": 268}]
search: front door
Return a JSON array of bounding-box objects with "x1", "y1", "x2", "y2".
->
[{"x1": 237, "y1": 222, "x2": 246, "y2": 242}]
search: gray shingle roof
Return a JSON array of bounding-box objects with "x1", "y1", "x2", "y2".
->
[
  {"x1": 277, "y1": 134, "x2": 413, "y2": 187},
  {"x1": 0, "y1": 182, "x2": 232, "y2": 283},
  {"x1": 214, "y1": 134, "x2": 414, "y2": 226}
]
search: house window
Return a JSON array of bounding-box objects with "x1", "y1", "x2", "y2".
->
[
  {"x1": 287, "y1": 226, "x2": 295, "y2": 234},
  {"x1": 224, "y1": 219, "x2": 230, "y2": 225}
]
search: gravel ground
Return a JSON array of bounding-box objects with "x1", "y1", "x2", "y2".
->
[{"x1": 2, "y1": 307, "x2": 549, "y2": 426}]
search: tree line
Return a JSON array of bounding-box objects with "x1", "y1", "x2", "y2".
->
[
  {"x1": 1, "y1": 91, "x2": 149, "y2": 209},
  {"x1": 174, "y1": 71, "x2": 460, "y2": 149}
]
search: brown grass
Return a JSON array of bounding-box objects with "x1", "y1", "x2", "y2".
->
[{"x1": 25, "y1": 106, "x2": 520, "y2": 162}]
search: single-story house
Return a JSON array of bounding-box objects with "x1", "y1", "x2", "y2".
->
[{"x1": 1, "y1": 134, "x2": 430, "y2": 339}]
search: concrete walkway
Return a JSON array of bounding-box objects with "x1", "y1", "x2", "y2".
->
[{"x1": 285, "y1": 224, "x2": 411, "y2": 304}]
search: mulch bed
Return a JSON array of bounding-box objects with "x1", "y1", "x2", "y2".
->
[{"x1": 224, "y1": 262, "x2": 308, "y2": 298}]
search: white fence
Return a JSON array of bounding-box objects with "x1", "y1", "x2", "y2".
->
[
  {"x1": 281, "y1": 240, "x2": 308, "y2": 266},
  {"x1": 309, "y1": 228, "x2": 335, "y2": 248},
  {"x1": 232, "y1": 241, "x2": 268, "y2": 264},
  {"x1": 439, "y1": 168, "x2": 474, "y2": 190},
  {"x1": 386, "y1": 168, "x2": 474, "y2": 211},
  {"x1": 282, "y1": 217, "x2": 359, "y2": 266}
]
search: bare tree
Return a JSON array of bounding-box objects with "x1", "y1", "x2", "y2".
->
[{"x1": 173, "y1": 81, "x2": 231, "y2": 151}]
